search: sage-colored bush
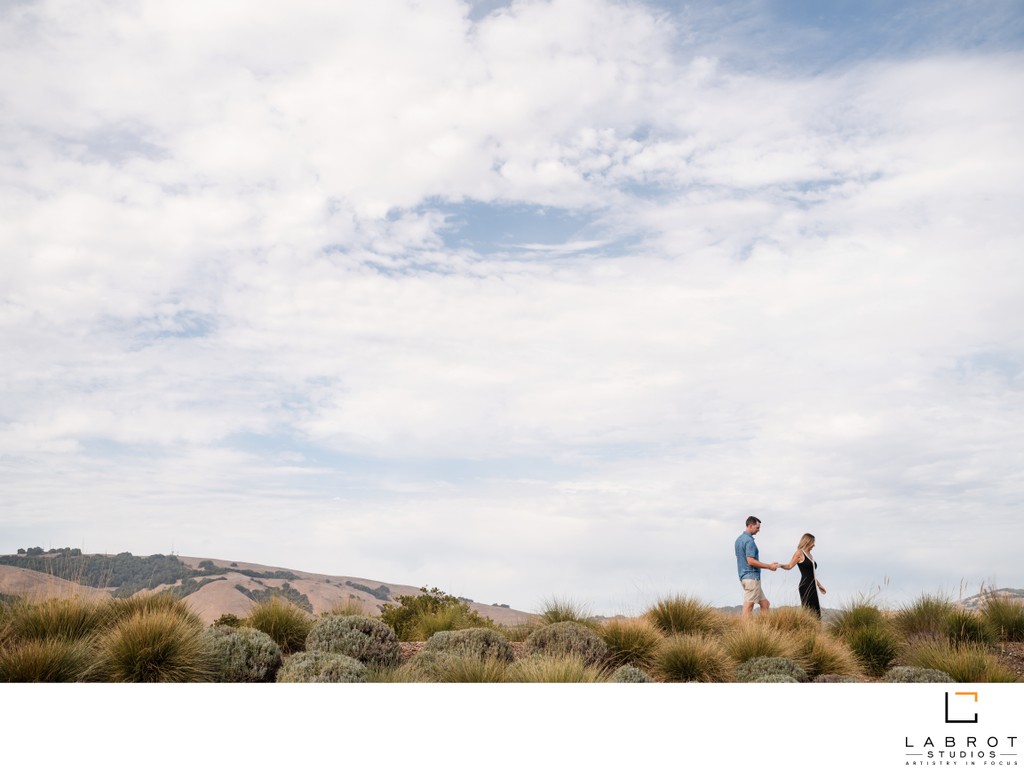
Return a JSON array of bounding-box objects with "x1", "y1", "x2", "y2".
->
[
  {"x1": 203, "y1": 625, "x2": 282, "y2": 683},
  {"x1": 424, "y1": 627, "x2": 514, "y2": 662},
  {"x1": 609, "y1": 664, "x2": 654, "y2": 683},
  {"x1": 813, "y1": 673, "x2": 860, "y2": 683},
  {"x1": 735, "y1": 656, "x2": 809, "y2": 683},
  {"x1": 882, "y1": 666, "x2": 952, "y2": 683},
  {"x1": 305, "y1": 614, "x2": 401, "y2": 667},
  {"x1": 276, "y1": 651, "x2": 367, "y2": 683},
  {"x1": 523, "y1": 621, "x2": 609, "y2": 666}
]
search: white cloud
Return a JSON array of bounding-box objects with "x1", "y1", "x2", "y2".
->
[{"x1": 2, "y1": 0, "x2": 1022, "y2": 612}]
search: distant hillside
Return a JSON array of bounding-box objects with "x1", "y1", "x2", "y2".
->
[{"x1": 0, "y1": 550, "x2": 534, "y2": 626}]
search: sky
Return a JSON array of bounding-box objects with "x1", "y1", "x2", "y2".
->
[{"x1": 1, "y1": 0, "x2": 1023, "y2": 616}]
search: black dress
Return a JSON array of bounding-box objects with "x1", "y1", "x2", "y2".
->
[{"x1": 797, "y1": 553, "x2": 821, "y2": 619}]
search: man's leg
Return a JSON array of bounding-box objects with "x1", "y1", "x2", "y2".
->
[
  {"x1": 758, "y1": 598, "x2": 770, "y2": 614},
  {"x1": 742, "y1": 601, "x2": 754, "y2": 618}
]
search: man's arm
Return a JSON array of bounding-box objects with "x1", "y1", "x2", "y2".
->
[{"x1": 746, "y1": 557, "x2": 780, "y2": 571}]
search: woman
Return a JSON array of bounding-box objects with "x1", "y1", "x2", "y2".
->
[{"x1": 782, "y1": 533, "x2": 826, "y2": 618}]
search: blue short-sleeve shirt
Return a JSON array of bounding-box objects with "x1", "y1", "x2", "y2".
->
[{"x1": 735, "y1": 531, "x2": 759, "y2": 580}]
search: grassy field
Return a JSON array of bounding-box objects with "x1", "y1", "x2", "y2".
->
[{"x1": 1, "y1": 589, "x2": 1021, "y2": 682}]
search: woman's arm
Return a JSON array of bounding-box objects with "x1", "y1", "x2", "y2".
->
[{"x1": 780, "y1": 550, "x2": 801, "y2": 570}]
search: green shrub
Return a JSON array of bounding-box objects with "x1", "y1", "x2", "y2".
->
[
  {"x1": 600, "y1": 617, "x2": 663, "y2": 670},
  {"x1": 96, "y1": 609, "x2": 216, "y2": 682},
  {"x1": 423, "y1": 628, "x2": 514, "y2": 663},
  {"x1": 9, "y1": 596, "x2": 108, "y2": 642},
  {"x1": 653, "y1": 634, "x2": 734, "y2": 683},
  {"x1": 945, "y1": 608, "x2": 996, "y2": 646},
  {"x1": 882, "y1": 666, "x2": 953, "y2": 683},
  {"x1": 893, "y1": 594, "x2": 955, "y2": 642},
  {"x1": 721, "y1": 624, "x2": 795, "y2": 664},
  {"x1": 609, "y1": 664, "x2": 654, "y2": 683},
  {"x1": 212, "y1": 613, "x2": 243, "y2": 628},
  {"x1": 523, "y1": 621, "x2": 609, "y2": 666},
  {"x1": 981, "y1": 595, "x2": 1024, "y2": 642},
  {"x1": 0, "y1": 638, "x2": 95, "y2": 682},
  {"x1": 276, "y1": 651, "x2": 367, "y2": 683},
  {"x1": 246, "y1": 596, "x2": 312, "y2": 654},
  {"x1": 846, "y1": 626, "x2": 902, "y2": 677},
  {"x1": 379, "y1": 587, "x2": 489, "y2": 641},
  {"x1": 408, "y1": 650, "x2": 510, "y2": 683},
  {"x1": 305, "y1": 614, "x2": 401, "y2": 668},
  {"x1": 814, "y1": 674, "x2": 860, "y2": 683},
  {"x1": 904, "y1": 641, "x2": 1018, "y2": 683},
  {"x1": 203, "y1": 626, "x2": 282, "y2": 683},
  {"x1": 507, "y1": 654, "x2": 608, "y2": 683},
  {"x1": 828, "y1": 602, "x2": 886, "y2": 637},
  {"x1": 646, "y1": 595, "x2": 723, "y2": 636},
  {"x1": 735, "y1": 656, "x2": 809, "y2": 683}
]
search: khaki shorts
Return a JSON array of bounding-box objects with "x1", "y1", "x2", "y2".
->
[{"x1": 741, "y1": 579, "x2": 767, "y2": 605}]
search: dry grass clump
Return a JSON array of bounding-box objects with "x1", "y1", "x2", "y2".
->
[
  {"x1": 792, "y1": 631, "x2": 863, "y2": 680},
  {"x1": 507, "y1": 654, "x2": 608, "y2": 683},
  {"x1": 981, "y1": 595, "x2": 1024, "y2": 642},
  {"x1": 8, "y1": 596, "x2": 108, "y2": 642},
  {"x1": 105, "y1": 593, "x2": 202, "y2": 628},
  {"x1": 721, "y1": 624, "x2": 797, "y2": 664},
  {"x1": 903, "y1": 641, "x2": 1018, "y2": 683},
  {"x1": 653, "y1": 634, "x2": 734, "y2": 683},
  {"x1": 246, "y1": 596, "x2": 312, "y2": 654},
  {"x1": 326, "y1": 599, "x2": 370, "y2": 617},
  {"x1": 0, "y1": 638, "x2": 96, "y2": 682},
  {"x1": 757, "y1": 606, "x2": 821, "y2": 636},
  {"x1": 95, "y1": 609, "x2": 216, "y2": 682},
  {"x1": 944, "y1": 608, "x2": 997, "y2": 646},
  {"x1": 646, "y1": 595, "x2": 724, "y2": 637},
  {"x1": 537, "y1": 597, "x2": 598, "y2": 629},
  {"x1": 828, "y1": 601, "x2": 886, "y2": 637},
  {"x1": 599, "y1": 616, "x2": 664, "y2": 670},
  {"x1": 893, "y1": 594, "x2": 955, "y2": 642},
  {"x1": 409, "y1": 650, "x2": 511, "y2": 682}
]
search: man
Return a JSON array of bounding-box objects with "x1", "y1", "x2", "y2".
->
[{"x1": 735, "y1": 516, "x2": 779, "y2": 618}]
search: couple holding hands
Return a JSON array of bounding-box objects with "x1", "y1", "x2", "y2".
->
[{"x1": 734, "y1": 516, "x2": 826, "y2": 619}]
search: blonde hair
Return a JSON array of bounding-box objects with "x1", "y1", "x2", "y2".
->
[{"x1": 797, "y1": 533, "x2": 815, "y2": 552}]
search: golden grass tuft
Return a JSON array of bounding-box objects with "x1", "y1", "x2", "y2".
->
[
  {"x1": 0, "y1": 638, "x2": 96, "y2": 682},
  {"x1": 507, "y1": 654, "x2": 608, "y2": 683},
  {"x1": 653, "y1": 634, "x2": 734, "y2": 683},
  {"x1": 721, "y1": 623, "x2": 798, "y2": 664},
  {"x1": 95, "y1": 609, "x2": 216, "y2": 683},
  {"x1": 904, "y1": 640, "x2": 1018, "y2": 683},
  {"x1": 646, "y1": 595, "x2": 725, "y2": 637},
  {"x1": 600, "y1": 616, "x2": 664, "y2": 670}
]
